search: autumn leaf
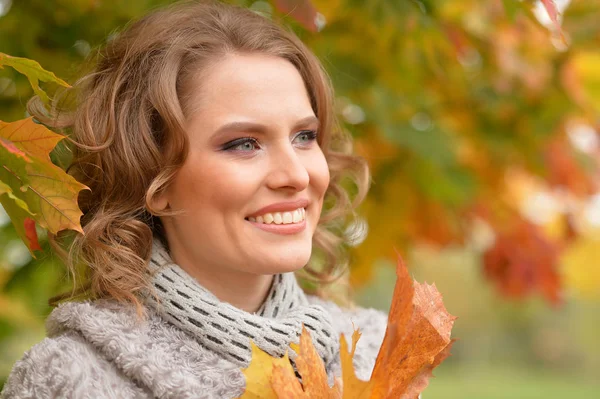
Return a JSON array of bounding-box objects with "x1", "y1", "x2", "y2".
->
[
  {"x1": 0, "y1": 179, "x2": 33, "y2": 214},
  {"x1": 239, "y1": 341, "x2": 296, "y2": 398},
  {"x1": 482, "y1": 216, "x2": 562, "y2": 306},
  {"x1": 338, "y1": 329, "x2": 374, "y2": 398},
  {"x1": 0, "y1": 180, "x2": 40, "y2": 251},
  {"x1": 0, "y1": 118, "x2": 65, "y2": 162},
  {"x1": 271, "y1": 326, "x2": 343, "y2": 399},
  {"x1": 293, "y1": 328, "x2": 339, "y2": 396},
  {"x1": 0, "y1": 52, "x2": 70, "y2": 103},
  {"x1": 270, "y1": 361, "x2": 306, "y2": 398},
  {"x1": 238, "y1": 253, "x2": 456, "y2": 398},
  {"x1": 0, "y1": 117, "x2": 89, "y2": 256},
  {"x1": 368, "y1": 253, "x2": 457, "y2": 398}
]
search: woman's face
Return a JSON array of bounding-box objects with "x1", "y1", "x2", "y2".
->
[{"x1": 158, "y1": 53, "x2": 330, "y2": 277}]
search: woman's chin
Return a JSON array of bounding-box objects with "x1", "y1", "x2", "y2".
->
[{"x1": 253, "y1": 250, "x2": 312, "y2": 275}]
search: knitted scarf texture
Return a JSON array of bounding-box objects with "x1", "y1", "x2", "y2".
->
[{"x1": 144, "y1": 236, "x2": 339, "y2": 371}]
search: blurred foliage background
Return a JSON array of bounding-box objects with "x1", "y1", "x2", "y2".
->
[{"x1": 1, "y1": 0, "x2": 599, "y2": 397}]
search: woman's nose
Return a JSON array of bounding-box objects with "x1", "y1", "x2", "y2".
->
[{"x1": 265, "y1": 143, "x2": 310, "y2": 191}]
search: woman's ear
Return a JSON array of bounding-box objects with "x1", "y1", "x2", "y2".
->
[{"x1": 149, "y1": 190, "x2": 170, "y2": 213}]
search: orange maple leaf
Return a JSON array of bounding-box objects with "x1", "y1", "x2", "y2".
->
[
  {"x1": 271, "y1": 325, "x2": 343, "y2": 399},
  {"x1": 238, "y1": 253, "x2": 456, "y2": 398},
  {"x1": 368, "y1": 252, "x2": 457, "y2": 398}
]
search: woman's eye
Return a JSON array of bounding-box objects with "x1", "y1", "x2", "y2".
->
[
  {"x1": 295, "y1": 130, "x2": 318, "y2": 144},
  {"x1": 223, "y1": 138, "x2": 260, "y2": 152}
]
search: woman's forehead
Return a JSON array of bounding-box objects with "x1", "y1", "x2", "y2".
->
[{"x1": 185, "y1": 53, "x2": 315, "y2": 128}]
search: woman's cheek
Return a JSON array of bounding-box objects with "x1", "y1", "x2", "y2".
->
[{"x1": 311, "y1": 151, "x2": 330, "y2": 196}]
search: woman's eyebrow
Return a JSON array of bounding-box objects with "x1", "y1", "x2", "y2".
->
[{"x1": 212, "y1": 115, "x2": 319, "y2": 138}]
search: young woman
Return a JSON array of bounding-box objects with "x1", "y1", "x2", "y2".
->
[{"x1": 1, "y1": 1, "x2": 388, "y2": 397}]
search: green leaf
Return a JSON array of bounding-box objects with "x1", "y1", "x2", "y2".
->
[
  {"x1": 0, "y1": 53, "x2": 70, "y2": 104},
  {"x1": 0, "y1": 180, "x2": 34, "y2": 216}
]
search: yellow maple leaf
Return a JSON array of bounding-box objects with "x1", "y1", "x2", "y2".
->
[
  {"x1": 239, "y1": 340, "x2": 294, "y2": 398},
  {"x1": 339, "y1": 329, "x2": 374, "y2": 398}
]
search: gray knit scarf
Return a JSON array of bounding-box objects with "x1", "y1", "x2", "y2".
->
[{"x1": 143, "y1": 236, "x2": 339, "y2": 373}]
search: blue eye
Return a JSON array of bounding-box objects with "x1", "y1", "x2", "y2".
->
[
  {"x1": 295, "y1": 130, "x2": 318, "y2": 144},
  {"x1": 222, "y1": 138, "x2": 260, "y2": 152}
]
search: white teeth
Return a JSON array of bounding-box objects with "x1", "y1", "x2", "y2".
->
[
  {"x1": 248, "y1": 207, "x2": 306, "y2": 225},
  {"x1": 282, "y1": 212, "x2": 293, "y2": 224}
]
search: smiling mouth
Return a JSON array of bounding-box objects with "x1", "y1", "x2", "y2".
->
[{"x1": 244, "y1": 207, "x2": 306, "y2": 225}]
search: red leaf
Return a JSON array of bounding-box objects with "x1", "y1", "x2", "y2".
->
[
  {"x1": 24, "y1": 217, "x2": 42, "y2": 252},
  {"x1": 483, "y1": 218, "x2": 562, "y2": 306},
  {"x1": 0, "y1": 136, "x2": 31, "y2": 162}
]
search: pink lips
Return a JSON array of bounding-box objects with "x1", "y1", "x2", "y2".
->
[{"x1": 246, "y1": 218, "x2": 306, "y2": 235}]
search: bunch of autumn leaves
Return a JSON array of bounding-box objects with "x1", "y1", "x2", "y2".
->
[
  {"x1": 239, "y1": 255, "x2": 456, "y2": 399},
  {"x1": 0, "y1": 53, "x2": 456, "y2": 399}
]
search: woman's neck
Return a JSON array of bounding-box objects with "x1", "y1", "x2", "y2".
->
[
  {"x1": 167, "y1": 249, "x2": 274, "y2": 313},
  {"x1": 188, "y1": 267, "x2": 274, "y2": 313}
]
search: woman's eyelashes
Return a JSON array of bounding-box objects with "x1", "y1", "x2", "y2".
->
[
  {"x1": 293, "y1": 129, "x2": 318, "y2": 146},
  {"x1": 221, "y1": 130, "x2": 318, "y2": 152}
]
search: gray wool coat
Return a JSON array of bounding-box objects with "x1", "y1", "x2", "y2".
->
[{"x1": 1, "y1": 295, "x2": 388, "y2": 399}]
